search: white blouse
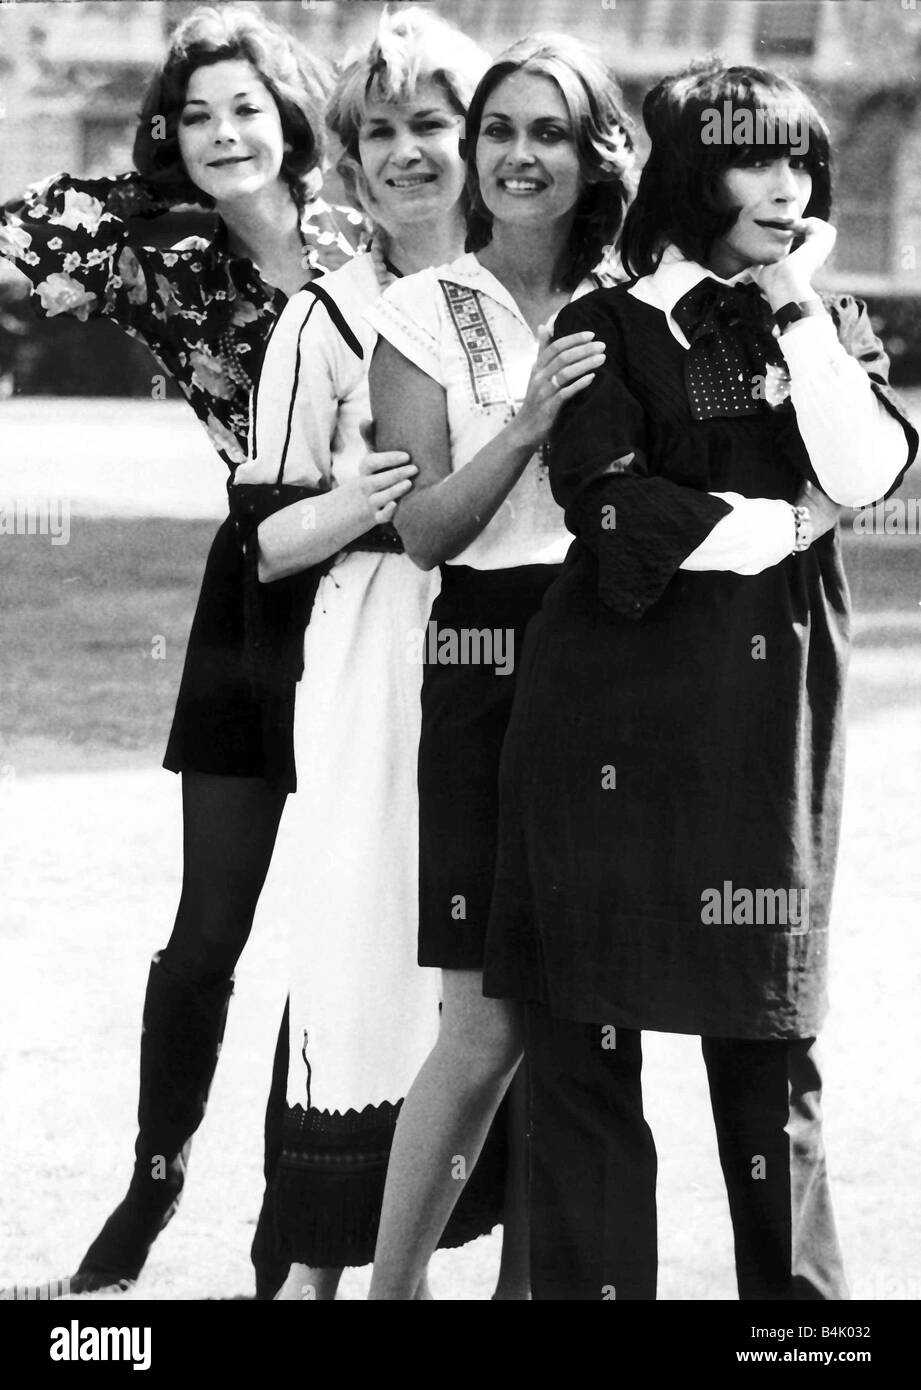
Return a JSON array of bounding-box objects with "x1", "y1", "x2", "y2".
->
[
  {"x1": 234, "y1": 252, "x2": 379, "y2": 494},
  {"x1": 631, "y1": 248, "x2": 907, "y2": 506},
  {"x1": 630, "y1": 249, "x2": 910, "y2": 573},
  {"x1": 365, "y1": 252, "x2": 608, "y2": 571}
]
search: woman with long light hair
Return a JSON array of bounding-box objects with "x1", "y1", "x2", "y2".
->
[{"x1": 364, "y1": 34, "x2": 636, "y2": 1299}]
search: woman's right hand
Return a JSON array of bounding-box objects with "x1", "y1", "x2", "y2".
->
[
  {"x1": 352, "y1": 422, "x2": 418, "y2": 525},
  {"x1": 797, "y1": 479, "x2": 843, "y2": 542},
  {"x1": 510, "y1": 326, "x2": 606, "y2": 454}
]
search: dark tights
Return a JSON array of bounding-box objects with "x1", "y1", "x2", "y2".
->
[{"x1": 159, "y1": 770, "x2": 288, "y2": 983}]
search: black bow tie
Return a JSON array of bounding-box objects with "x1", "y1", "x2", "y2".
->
[{"x1": 672, "y1": 277, "x2": 789, "y2": 421}]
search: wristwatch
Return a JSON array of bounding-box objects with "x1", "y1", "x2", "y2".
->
[
  {"x1": 773, "y1": 299, "x2": 825, "y2": 334},
  {"x1": 790, "y1": 504, "x2": 813, "y2": 553}
]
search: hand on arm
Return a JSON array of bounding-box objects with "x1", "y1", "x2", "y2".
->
[
  {"x1": 248, "y1": 290, "x2": 420, "y2": 582},
  {"x1": 373, "y1": 325, "x2": 605, "y2": 570},
  {"x1": 796, "y1": 479, "x2": 842, "y2": 542},
  {"x1": 256, "y1": 435, "x2": 418, "y2": 582}
]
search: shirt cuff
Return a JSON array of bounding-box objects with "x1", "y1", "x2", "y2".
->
[
  {"x1": 778, "y1": 313, "x2": 909, "y2": 506},
  {"x1": 776, "y1": 309, "x2": 839, "y2": 369}
]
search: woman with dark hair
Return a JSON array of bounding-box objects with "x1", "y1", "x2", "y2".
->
[
  {"x1": 482, "y1": 61, "x2": 917, "y2": 1300},
  {"x1": 0, "y1": 4, "x2": 361, "y2": 1297},
  {"x1": 363, "y1": 34, "x2": 635, "y2": 1299}
]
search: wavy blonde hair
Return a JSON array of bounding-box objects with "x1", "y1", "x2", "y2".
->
[{"x1": 326, "y1": 6, "x2": 489, "y2": 217}]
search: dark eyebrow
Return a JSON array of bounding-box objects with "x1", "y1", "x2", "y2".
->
[
  {"x1": 481, "y1": 111, "x2": 569, "y2": 127},
  {"x1": 183, "y1": 90, "x2": 260, "y2": 106}
]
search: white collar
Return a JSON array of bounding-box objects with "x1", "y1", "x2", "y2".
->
[
  {"x1": 628, "y1": 246, "x2": 762, "y2": 351},
  {"x1": 435, "y1": 251, "x2": 604, "y2": 337}
]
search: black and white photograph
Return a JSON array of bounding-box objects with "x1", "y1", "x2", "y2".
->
[{"x1": 0, "y1": 0, "x2": 918, "y2": 1345}]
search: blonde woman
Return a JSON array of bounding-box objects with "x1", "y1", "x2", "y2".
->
[{"x1": 234, "y1": 10, "x2": 516, "y2": 1300}]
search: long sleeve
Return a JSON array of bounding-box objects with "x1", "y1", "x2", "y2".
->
[
  {"x1": 778, "y1": 295, "x2": 917, "y2": 507},
  {"x1": 550, "y1": 297, "x2": 733, "y2": 619},
  {"x1": 679, "y1": 492, "x2": 795, "y2": 574},
  {"x1": 0, "y1": 171, "x2": 190, "y2": 338},
  {"x1": 237, "y1": 270, "x2": 369, "y2": 492},
  {"x1": 241, "y1": 289, "x2": 340, "y2": 490}
]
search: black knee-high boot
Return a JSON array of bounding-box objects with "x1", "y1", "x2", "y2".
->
[
  {"x1": 250, "y1": 1000, "x2": 291, "y2": 1300},
  {"x1": 69, "y1": 953, "x2": 233, "y2": 1292}
]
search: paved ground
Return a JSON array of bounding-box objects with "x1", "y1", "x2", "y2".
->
[{"x1": 3, "y1": 673, "x2": 920, "y2": 1301}]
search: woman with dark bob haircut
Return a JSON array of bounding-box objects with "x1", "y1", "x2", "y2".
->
[
  {"x1": 0, "y1": 4, "x2": 361, "y2": 1299},
  {"x1": 483, "y1": 60, "x2": 917, "y2": 1299},
  {"x1": 365, "y1": 33, "x2": 634, "y2": 1298},
  {"x1": 620, "y1": 62, "x2": 831, "y2": 276}
]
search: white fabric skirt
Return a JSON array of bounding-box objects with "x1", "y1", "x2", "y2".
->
[{"x1": 264, "y1": 548, "x2": 442, "y2": 1115}]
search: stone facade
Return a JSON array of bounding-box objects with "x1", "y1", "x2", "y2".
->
[{"x1": 1, "y1": 1, "x2": 919, "y2": 292}]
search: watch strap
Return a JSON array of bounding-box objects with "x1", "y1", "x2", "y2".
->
[{"x1": 774, "y1": 299, "x2": 824, "y2": 333}]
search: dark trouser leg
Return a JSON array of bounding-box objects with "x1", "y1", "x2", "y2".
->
[
  {"x1": 701, "y1": 1035, "x2": 849, "y2": 1301},
  {"x1": 524, "y1": 1004, "x2": 657, "y2": 1300},
  {"x1": 74, "y1": 771, "x2": 287, "y2": 1290},
  {"x1": 250, "y1": 1000, "x2": 291, "y2": 1300}
]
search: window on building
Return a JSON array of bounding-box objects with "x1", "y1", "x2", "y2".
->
[
  {"x1": 697, "y1": 0, "x2": 731, "y2": 51},
  {"x1": 756, "y1": 0, "x2": 821, "y2": 58},
  {"x1": 629, "y1": 0, "x2": 729, "y2": 52},
  {"x1": 832, "y1": 100, "x2": 902, "y2": 279}
]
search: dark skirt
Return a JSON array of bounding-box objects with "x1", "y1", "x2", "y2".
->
[
  {"x1": 417, "y1": 563, "x2": 561, "y2": 970},
  {"x1": 270, "y1": 1092, "x2": 509, "y2": 1268},
  {"x1": 163, "y1": 516, "x2": 277, "y2": 780}
]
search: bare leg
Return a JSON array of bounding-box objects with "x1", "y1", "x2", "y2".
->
[
  {"x1": 274, "y1": 1264, "x2": 343, "y2": 1301},
  {"x1": 369, "y1": 971, "x2": 522, "y2": 1300},
  {"x1": 492, "y1": 1062, "x2": 531, "y2": 1300},
  {"x1": 273, "y1": 1265, "x2": 434, "y2": 1300}
]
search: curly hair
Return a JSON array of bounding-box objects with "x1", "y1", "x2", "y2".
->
[
  {"x1": 462, "y1": 35, "x2": 635, "y2": 292},
  {"x1": 133, "y1": 3, "x2": 332, "y2": 211},
  {"x1": 620, "y1": 59, "x2": 832, "y2": 278},
  {"x1": 326, "y1": 5, "x2": 488, "y2": 217}
]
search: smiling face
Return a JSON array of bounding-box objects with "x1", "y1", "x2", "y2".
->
[
  {"x1": 708, "y1": 154, "x2": 813, "y2": 278},
  {"x1": 178, "y1": 58, "x2": 288, "y2": 205},
  {"x1": 356, "y1": 79, "x2": 466, "y2": 237},
  {"x1": 474, "y1": 70, "x2": 583, "y2": 230}
]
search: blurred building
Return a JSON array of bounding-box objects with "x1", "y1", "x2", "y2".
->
[
  {"x1": 2, "y1": 0, "x2": 920, "y2": 290},
  {"x1": 0, "y1": 0, "x2": 919, "y2": 392}
]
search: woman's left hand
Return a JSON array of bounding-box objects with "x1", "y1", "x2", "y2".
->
[
  {"x1": 797, "y1": 479, "x2": 844, "y2": 542},
  {"x1": 753, "y1": 217, "x2": 837, "y2": 310}
]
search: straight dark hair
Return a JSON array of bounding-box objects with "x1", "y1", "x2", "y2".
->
[
  {"x1": 621, "y1": 60, "x2": 832, "y2": 279},
  {"x1": 463, "y1": 35, "x2": 635, "y2": 291}
]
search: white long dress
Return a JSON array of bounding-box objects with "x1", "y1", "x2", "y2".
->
[{"x1": 234, "y1": 253, "x2": 451, "y2": 1263}]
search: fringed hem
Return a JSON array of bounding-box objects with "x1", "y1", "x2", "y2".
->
[{"x1": 272, "y1": 1095, "x2": 508, "y2": 1268}]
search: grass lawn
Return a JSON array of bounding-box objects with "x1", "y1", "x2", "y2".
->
[{"x1": 1, "y1": 512, "x2": 918, "y2": 764}]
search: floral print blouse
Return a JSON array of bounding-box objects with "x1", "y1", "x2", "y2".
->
[{"x1": 0, "y1": 172, "x2": 364, "y2": 468}]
